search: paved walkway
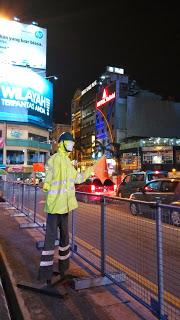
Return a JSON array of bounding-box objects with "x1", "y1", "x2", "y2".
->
[{"x1": 0, "y1": 202, "x2": 157, "y2": 320}]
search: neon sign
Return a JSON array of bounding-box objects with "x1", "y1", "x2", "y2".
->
[
  {"x1": 81, "y1": 80, "x2": 97, "y2": 96},
  {"x1": 96, "y1": 89, "x2": 115, "y2": 108}
]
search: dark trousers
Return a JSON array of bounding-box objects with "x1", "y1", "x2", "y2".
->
[{"x1": 38, "y1": 213, "x2": 70, "y2": 281}]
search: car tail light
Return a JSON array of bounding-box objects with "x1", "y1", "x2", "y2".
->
[
  {"x1": 144, "y1": 186, "x2": 152, "y2": 191},
  {"x1": 91, "y1": 184, "x2": 95, "y2": 192}
]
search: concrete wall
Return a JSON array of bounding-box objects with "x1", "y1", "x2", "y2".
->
[{"x1": 126, "y1": 92, "x2": 180, "y2": 137}]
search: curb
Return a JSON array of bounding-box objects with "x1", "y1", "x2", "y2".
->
[{"x1": 0, "y1": 245, "x2": 32, "y2": 320}]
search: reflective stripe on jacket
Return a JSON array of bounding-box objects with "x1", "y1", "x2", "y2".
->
[{"x1": 43, "y1": 142, "x2": 93, "y2": 214}]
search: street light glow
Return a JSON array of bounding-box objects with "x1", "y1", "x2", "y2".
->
[
  {"x1": 13, "y1": 17, "x2": 20, "y2": 22},
  {"x1": 45, "y1": 76, "x2": 58, "y2": 80},
  {"x1": 32, "y1": 21, "x2": 38, "y2": 25}
]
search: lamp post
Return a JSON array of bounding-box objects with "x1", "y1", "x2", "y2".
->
[{"x1": 45, "y1": 76, "x2": 58, "y2": 80}]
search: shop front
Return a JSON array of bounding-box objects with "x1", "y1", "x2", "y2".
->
[{"x1": 141, "y1": 146, "x2": 174, "y2": 171}]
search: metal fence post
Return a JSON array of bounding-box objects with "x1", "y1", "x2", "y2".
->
[
  {"x1": 71, "y1": 210, "x2": 76, "y2": 255},
  {"x1": 21, "y1": 183, "x2": 24, "y2": 212},
  {"x1": 33, "y1": 186, "x2": 37, "y2": 223},
  {"x1": 156, "y1": 200, "x2": 166, "y2": 320},
  {"x1": 100, "y1": 196, "x2": 106, "y2": 276},
  {"x1": 12, "y1": 182, "x2": 15, "y2": 206}
]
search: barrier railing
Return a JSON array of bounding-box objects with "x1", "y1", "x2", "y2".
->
[{"x1": 0, "y1": 180, "x2": 179, "y2": 320}]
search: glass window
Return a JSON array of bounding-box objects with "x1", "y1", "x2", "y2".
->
[
  {"x1": 131, "y1": 174, "x2": 144, "y2": 182},
  {"x1": 6, "y1": 150, "x2": 24, "y2": 164},
  {"x1": 161, "y1": 181, "x2": 178, "y2": 192},
  {"x1": 145, "y1": 181, "x2": 161, "y2": 192},
  {"x1": 124, "y1": 175, "x2": 131, "y2": 183},
  {"x1": 28, "y1": 133, "x2": 47, "y2": 143},
  {"x1": 27, "y1": 151, "x2": 46, "y2": 165},
  {"x1": 143, "y1": 151, "x2": 173, "y2": 164}
]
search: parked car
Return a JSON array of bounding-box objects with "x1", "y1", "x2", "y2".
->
[
  {"x1": 75, "y1": 177, "x2": 116, "y2": 202},
  {"x1": 129, "y1": 178, "x2": 180, "y2": 226},
  {"x1": 117, "y1": 170, "x2": 168, "y2": 198}
]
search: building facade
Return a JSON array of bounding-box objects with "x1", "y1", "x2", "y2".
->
[
  {"x1": 71, "y1": 66, "x2": 180, "y2": 175},
  {"x1": 0, "y1": 123, "x2": 51, "y2": 179},
  {"x1": 0, "y1": 19, "x2": 53, "y2": 180}
]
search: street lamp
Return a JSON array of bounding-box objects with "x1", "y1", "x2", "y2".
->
[
  {"x1": 13, "y1": 17, "x2": 20, "y2": 22},
  {"x1": 45, "y1": 76, "x2": 58, "y2": 80},
  {"x1": 31, "y1": 21, "x2": 38, "y2": 25}
]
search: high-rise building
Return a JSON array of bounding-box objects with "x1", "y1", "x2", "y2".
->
[{"x1": 71, "y1": 66, "x2": 180, "y2": 174}]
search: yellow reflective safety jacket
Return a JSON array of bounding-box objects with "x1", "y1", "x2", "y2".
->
[{"x1": 43, "y1": 142, "x2": 93, "y2": 214}]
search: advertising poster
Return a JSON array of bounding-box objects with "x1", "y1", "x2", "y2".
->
[
  {"x1": 0, "y1": 66, "x2": 53, "y2": 129},
  {"x1": 0, "y1": 19, "x2": 47, "y2": 69}
]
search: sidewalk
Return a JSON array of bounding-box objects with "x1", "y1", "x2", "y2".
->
[{"x1": 0, "y1": 203, "x2": 157, "y2": 320}]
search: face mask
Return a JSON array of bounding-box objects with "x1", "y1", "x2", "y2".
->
[{"x1": 64, "y1": 140, "x2": 75, "y2": 152}]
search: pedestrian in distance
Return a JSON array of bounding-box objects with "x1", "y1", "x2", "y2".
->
[{"x1": 38, "y1": 132, "x2": 101, "y2": 283}]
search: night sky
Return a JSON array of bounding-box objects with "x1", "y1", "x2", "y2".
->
[{"x1": 1, "y1": 1, "x2": 180, "y2": 124}]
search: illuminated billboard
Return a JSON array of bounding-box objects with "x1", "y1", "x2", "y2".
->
[
  {"x1": 0, "y1": 66, "x2": 53, "y2": 129},
  {"x1": 0, "y1": 19, "x2": 46, "y2": 69}
]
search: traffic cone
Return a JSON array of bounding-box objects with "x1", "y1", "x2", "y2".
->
[{"x1": 93, "y1": 156, "x2": 110, "y2": 184}]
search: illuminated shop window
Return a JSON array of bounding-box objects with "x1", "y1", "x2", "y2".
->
[{"x1": 143, "y1": 151, "x2": 173, "y2": 164}]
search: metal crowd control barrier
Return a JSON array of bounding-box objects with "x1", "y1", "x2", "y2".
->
[
  {"x1": 1, "y1": 181, "x2": 45, "y2": 230},
  {"x1": 0, "y1": 180, "x2": 179, "y2": 319}
]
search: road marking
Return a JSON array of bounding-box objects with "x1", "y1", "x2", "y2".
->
[{"x1": 75, "y1": 236, "x2": 180, "y2": 308}]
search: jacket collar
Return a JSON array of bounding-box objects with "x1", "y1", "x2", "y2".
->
[{"x1": 57, "y1": 142, "x2": 69, "y2": 157}]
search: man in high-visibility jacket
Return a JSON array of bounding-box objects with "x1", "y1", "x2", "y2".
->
[{"x1": 38, "y1": 132, "x2": 97, "y2": 282}]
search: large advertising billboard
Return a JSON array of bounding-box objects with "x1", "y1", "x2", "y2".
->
[
  {"x1": 0, "y1": 66, "x2": 53, "y2": 129},
  {"x1": 0, "y1": 19, "x2": 46, "y2": 69}
]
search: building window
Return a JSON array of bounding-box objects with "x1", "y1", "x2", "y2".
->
[
  {"x1": 28, "y1": 133, "x2": 47, "y2": 143},
  {"x1": 27, "y1": 151, "x2": 46, "y2": 165},
  {"x1": 6, "y1": 150, "x2": 24, "y2": 164}
]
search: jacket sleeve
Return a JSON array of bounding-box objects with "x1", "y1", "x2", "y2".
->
[
  {"x1": 74, "y1": 166, "x2": 94, "y2": 184},
  {"x1": 43, "y1": 158, "x2": 54, "y2": 192}
]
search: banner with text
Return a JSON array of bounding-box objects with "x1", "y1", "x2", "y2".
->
[
  {"x1": 0, "y1": 19, "x2": 46, "y2": 69},
  {"x1": 0, "y1": 66, "x2": 53, "y2": 129}
]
